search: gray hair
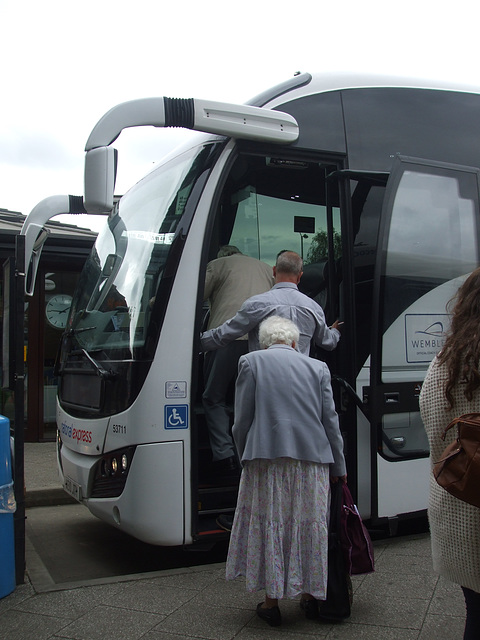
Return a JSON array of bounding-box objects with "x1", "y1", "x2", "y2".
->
[
  {"x1": 217, "y1": 245, "x2": 241, "y2": 258},
  {"x1": 259, "y1": 315, "x2": 300, "y2": 349},
  {"x1": 275, "y1": 250, "x2": 303, "y2": 275}
]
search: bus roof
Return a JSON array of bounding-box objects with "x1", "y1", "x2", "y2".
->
[{"x1": 260, "y1": 71, "x2": 480, "y2": 109}]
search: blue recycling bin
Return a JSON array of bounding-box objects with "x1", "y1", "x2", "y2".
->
[{"x1": 0, "y1": 415, "x2": 16, "y2": 598}]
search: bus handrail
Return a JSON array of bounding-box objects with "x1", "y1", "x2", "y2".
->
[
  {"x1": 332, "y1": 374, "x2": 368, "y2": 416},
  {"x1": 333, "y1": 375, "x2": 429, "y2": 460}
]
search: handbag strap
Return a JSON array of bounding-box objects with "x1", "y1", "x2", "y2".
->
[
  {"x1": 441, "y1": 419, "x2": 459, "y2": 441},
  {"x1": 329, "y1": 481, "x2": 344, "y2": 535},
  {"x1": 441, "y1": 413, "x2": 480, "y2": 440}
]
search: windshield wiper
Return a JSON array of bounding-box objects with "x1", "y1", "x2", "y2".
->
[{"x1": 82, "y1": 349, "x2": 117, "y2": 379}]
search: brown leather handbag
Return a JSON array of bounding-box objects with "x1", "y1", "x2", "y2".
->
[{"x1": 433, "y1": 413, "x2": 480, "y2": 508}]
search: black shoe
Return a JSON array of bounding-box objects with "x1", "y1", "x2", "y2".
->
[
  {"x1": 216, "y1": 514, "x2": 234, "y2": 532},
  {"x1": 300, "y1": 597, "x2": 319, "y2": 620},
  {"x1": 211, "y1": 456, "x2": 240, "y2": 484},
  {"x1": 256, "y1": 602, "x2": 282, "y2": 627},
  {"x1": 212, "y1": 456, "x2": 239, "y2": 473}
]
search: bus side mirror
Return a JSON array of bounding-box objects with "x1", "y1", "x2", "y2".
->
[
  {"x1": 24, "y1": 226, "x2": 50, "y2": 296},
  {"x1": 84, "y1": 147, "x2": 118, "y2": 214}
]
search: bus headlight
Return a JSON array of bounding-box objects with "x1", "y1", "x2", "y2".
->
[{"x1": 91, "y1": 446, "x2": 136, "y2": 498}]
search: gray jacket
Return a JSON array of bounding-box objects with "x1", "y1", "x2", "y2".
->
[{"x1": 232, "y1": 343, "x2": 346, "y2": 476}]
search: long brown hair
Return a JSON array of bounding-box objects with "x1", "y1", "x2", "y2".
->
[{"x1": 437, "y1": 267, "x2": 480, "y2": 409}]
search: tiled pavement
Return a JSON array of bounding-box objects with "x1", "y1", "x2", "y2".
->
[{"x1": 0, "y1": 443, "x2": 466, "y2": 640}]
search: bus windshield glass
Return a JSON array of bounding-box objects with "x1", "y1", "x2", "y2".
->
[{"x1": 68, "y1": 142, "x2": 217, "y2": 357}]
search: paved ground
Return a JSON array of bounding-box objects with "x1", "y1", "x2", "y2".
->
[{"x1": 0, "y1": 443, "x2": 468, "y2": 639}]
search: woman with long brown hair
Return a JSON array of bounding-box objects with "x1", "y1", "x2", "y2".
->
[{"x1": 420, "y1": 268, "x2": 480, "y2": 640}]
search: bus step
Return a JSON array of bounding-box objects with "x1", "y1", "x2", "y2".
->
[
  {"x1": 197, "y1": 487, "x2": 237, "y2": 512},
  {"x1": 194, "y1": 512, "x2": 233, "y2": 541},
  {"x1": 198, "y1": 507, "x2": 235, "y2": 516},
  {"x1": 198, "y1": 485, "x2": 238, "y2": 493}
]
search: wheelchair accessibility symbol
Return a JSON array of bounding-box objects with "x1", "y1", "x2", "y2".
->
[{"x1": 164, "y1": 405, "x2": 188, "y2": 430}]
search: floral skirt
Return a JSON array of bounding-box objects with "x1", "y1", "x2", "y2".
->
[{"x1": 225, "y1": 457, "x2": 330, "y2": 600}]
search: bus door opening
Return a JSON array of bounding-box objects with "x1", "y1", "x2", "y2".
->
[{"x1": 194, "y1": 151, "x2": 344, "y2": 534}]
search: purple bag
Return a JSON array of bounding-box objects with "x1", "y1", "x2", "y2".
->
[{"x1": 339, "y1": 484, "x2": 375, "y2": 575}]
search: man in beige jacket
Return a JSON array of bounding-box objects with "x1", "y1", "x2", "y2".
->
[{"x1": 203, "y1": 246, "x2": 273, "y2": 481}]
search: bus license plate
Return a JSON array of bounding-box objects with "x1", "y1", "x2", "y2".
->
[{"x1": 64, "y1": 476, "x2": 81, "y2": 502}]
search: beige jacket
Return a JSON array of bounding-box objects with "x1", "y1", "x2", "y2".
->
[
  {"x1": 204, "y1": 254, "x2": 274, "y2": 339},
  {"x1": 420, "y1": 356, "x2": 480, "y2": 592}
]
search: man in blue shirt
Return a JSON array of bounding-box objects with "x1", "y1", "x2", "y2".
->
[{"x1": 201, "y1": 250, "x2": 342, "y2": 355}]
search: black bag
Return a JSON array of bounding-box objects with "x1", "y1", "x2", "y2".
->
[{"x1": 317, "y1": 481, "x2": 352, "y2": 622}]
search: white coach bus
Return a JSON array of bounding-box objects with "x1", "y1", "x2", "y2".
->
[{"x1": 23, "y1": 72, "x2": 480, "y2": 544}]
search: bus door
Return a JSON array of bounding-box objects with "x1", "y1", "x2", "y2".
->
[
  {"x1": 324, "y1": 169, "x2": 389, "y2": 515},
  {"x1": 368, "y1": 155, "x2": 480, "y2": 530}
]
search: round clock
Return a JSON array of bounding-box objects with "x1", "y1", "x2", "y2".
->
[{"x1": 45, "y1": 294, "x2": 72, "y2": 329}]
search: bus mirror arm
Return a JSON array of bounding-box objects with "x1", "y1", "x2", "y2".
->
[
  {"x1": 84, "y1": 97, "x2": 299, "y2": 151},
  {"x1": 83, "y1": 97, "x2": 299, "y2": 215}
]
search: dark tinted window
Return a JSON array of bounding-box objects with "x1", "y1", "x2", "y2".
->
[
  {"x1": 275, "y1": 91, "x2": 346, "y2": 154},
  {"x1": 342, "y1": 88, "x2": 480, "y2": 171}
]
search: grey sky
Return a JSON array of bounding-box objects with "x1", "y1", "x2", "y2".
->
[{"x1": 1, "y1": 0, "x2": 479, "y2": 231}]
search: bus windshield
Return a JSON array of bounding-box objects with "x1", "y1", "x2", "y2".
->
[{"x1": 68, "y1": 142, "x2": 217, "y2": 357}]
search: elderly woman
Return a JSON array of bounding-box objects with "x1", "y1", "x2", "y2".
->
[{"x1": 225, "y1": 315, "x2": 346, "y2": 627}]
